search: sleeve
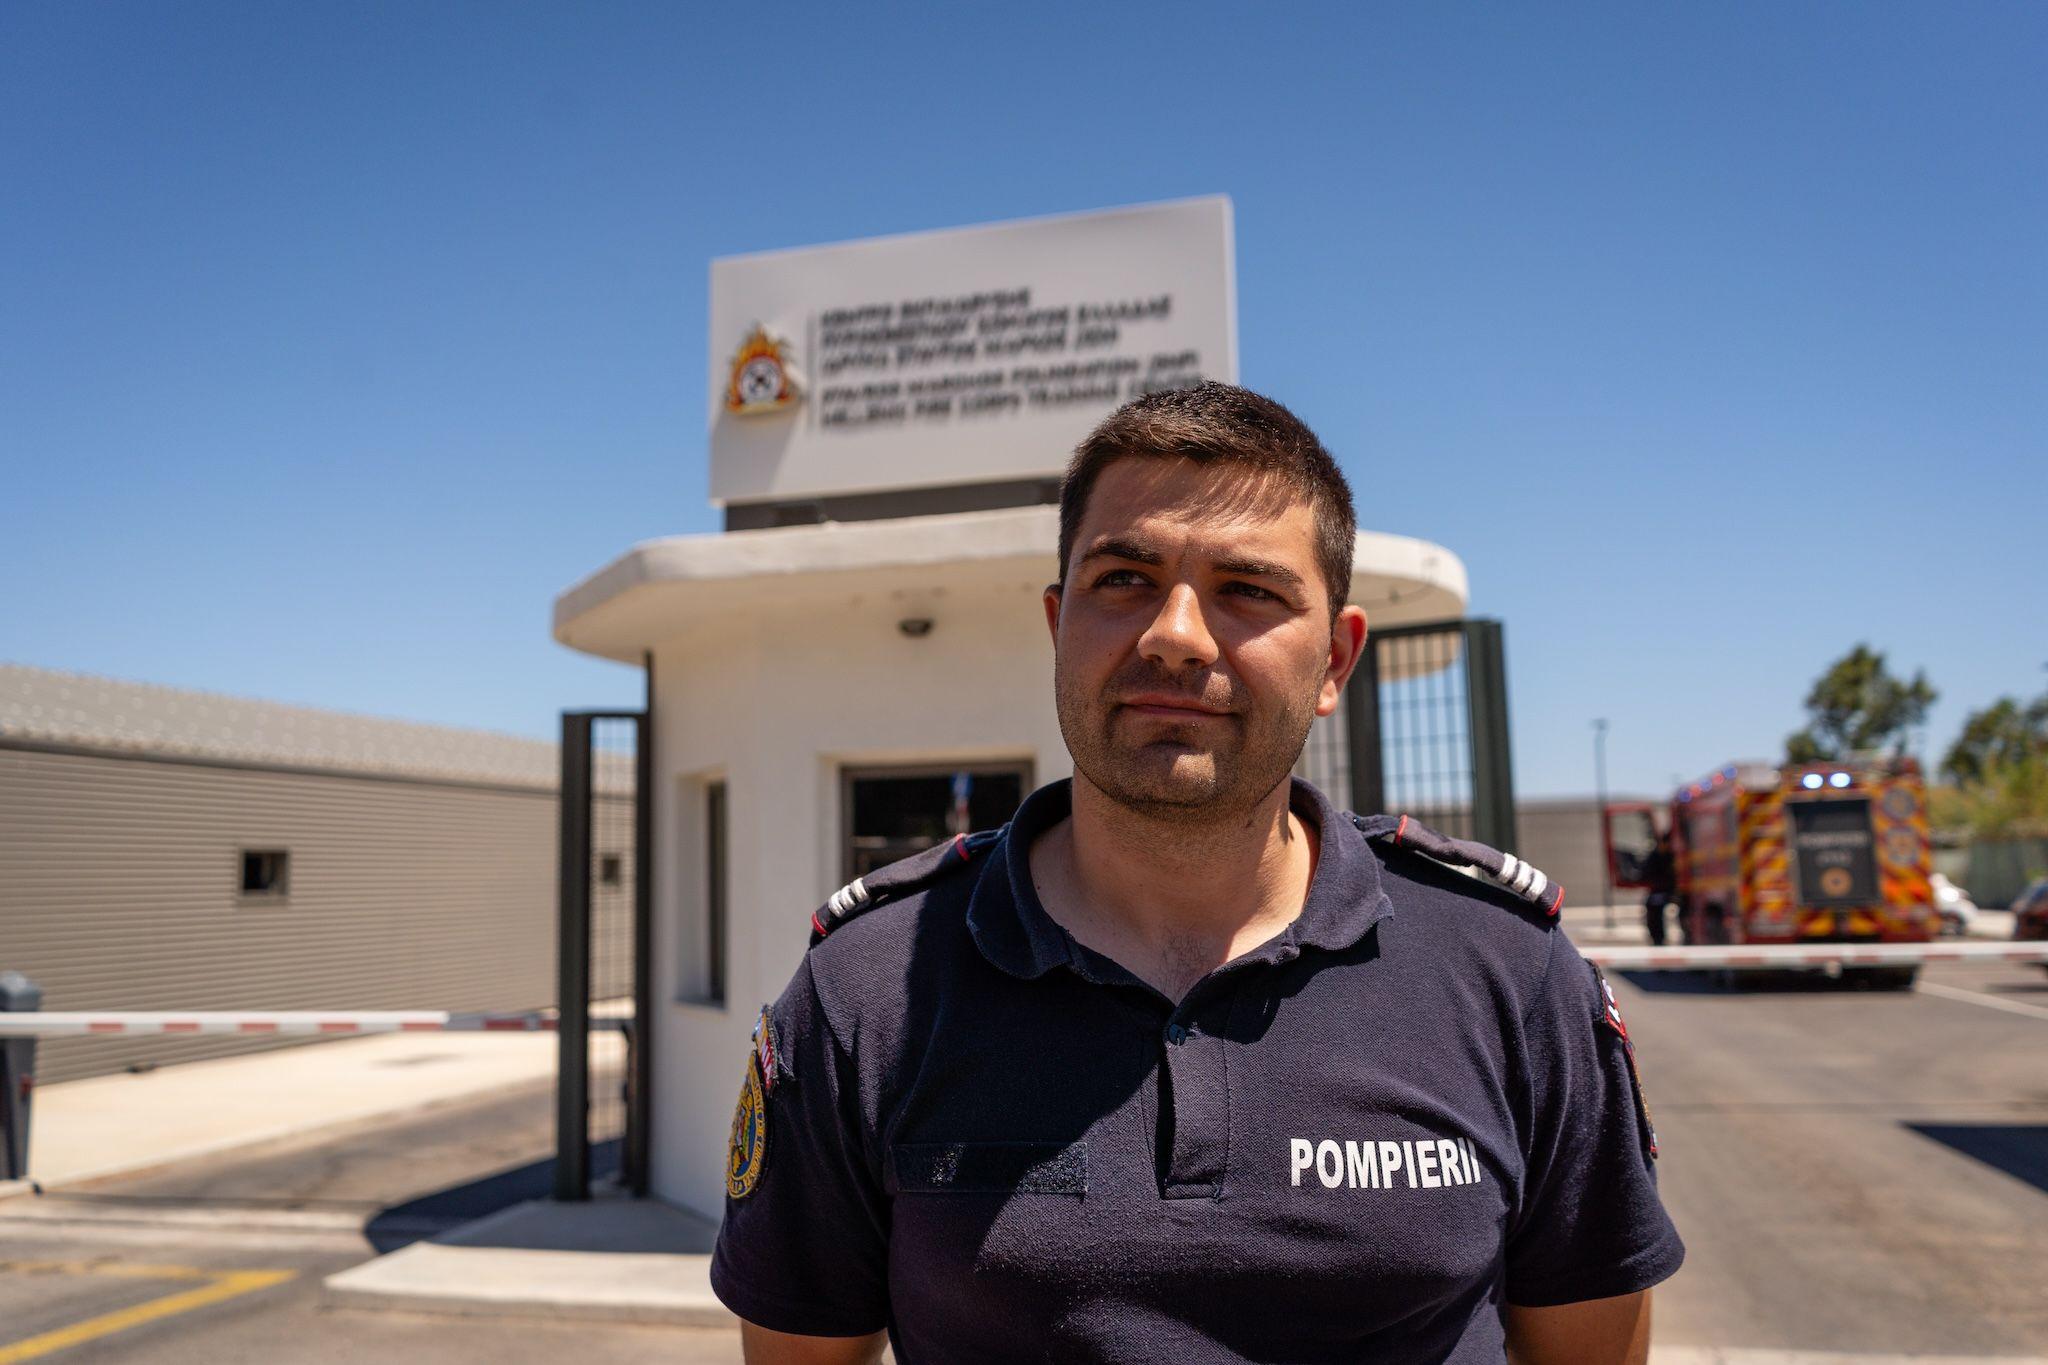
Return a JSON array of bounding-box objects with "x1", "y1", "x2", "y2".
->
[
  {"x1": 1503, "y1": 935, "x2": 1686, "y2": 1307},
  {"x1": 709, "y1": 956, "x2": 891, "y2": 1336}
]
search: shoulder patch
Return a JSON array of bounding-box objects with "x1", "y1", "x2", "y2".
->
[
  {"x1": 725, "y1": 1047, "x2": 768, "y2": 1199},
  {"x1": 1591, "y1": 961, "x2": 1660, "y2": 1160},
  {"x1": 1352, "y1": 812, "x2": 1566, "y2": 918},
  {"x1": 750, "y1": 1005, "x2": 777, "y2": 1094},
  {"x1": 810, "y1": 827, "x2": 1005, "y2": 946}
]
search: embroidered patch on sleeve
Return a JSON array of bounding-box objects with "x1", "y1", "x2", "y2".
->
[
  {"x1": 726, "y1": 1050, "x2": 768, "y2": 1199},
  {"x1": 1593, "y1": 963, "x2": 1660, "y2": 1160},
  {"x1": 751, "y1": 1006, "x2": 778, "y2": 1095}
]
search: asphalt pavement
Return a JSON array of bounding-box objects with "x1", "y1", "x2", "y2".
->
[
  {"x1": 3, "y1": 936, "x2": 2045, "y2": 1361},
  {"x1": 1611, "y1": 948, "x2": 2048, "y2": 1356},
  {"x1": 0, "y1": 1084, "x2": 732, "y2": 1364}
]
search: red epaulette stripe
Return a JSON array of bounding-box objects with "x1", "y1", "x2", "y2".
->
[
  {"x1": 811, "y1": 912, "x2": 829, "y2": 938},
  {"x1": 951, "y1": 833, "x2": 969, "y2": 860},
  {"x1": 1547, "y1": 884, "x2": 1566, "y2": 917},
  {"x1": 1394, "y1": 814, "x2": 1409, "y2": 845}
]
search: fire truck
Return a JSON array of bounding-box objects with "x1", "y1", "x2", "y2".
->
[{"x1": 1604, "y1": 756, "x2": 1938, "y2": 988}]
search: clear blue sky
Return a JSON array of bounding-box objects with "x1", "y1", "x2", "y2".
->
[{"x1": 3, "y1": 2, "x2": 2042, "y2": 797}]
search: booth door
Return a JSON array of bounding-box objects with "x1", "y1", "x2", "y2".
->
[{"x1": 841, "y1": 763, "x2": 1031, "y2": 882}]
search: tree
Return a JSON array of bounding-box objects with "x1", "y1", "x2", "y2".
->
[
  {"x1": 1933, "y1": 690, "x2": 2048, "y2": 840},
  {"x1": 1941, "y1": 692, "x2": 2048, "y2": 785},
  {"x1": 1784, "y1": 644, "x2": 1937, "y2": 764}
]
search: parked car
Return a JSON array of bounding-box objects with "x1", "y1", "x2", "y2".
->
[
  {"x1": 2013, "y1": 876, "x2": 2048, "y2": 942},
  {"x1": 1932, "y1": 872, "x2": 1978, "y2": 936}
]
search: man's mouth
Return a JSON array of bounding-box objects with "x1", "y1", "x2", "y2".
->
[{"x1": 1118, "y1": 694, "x2": 1231, "y2": 719}]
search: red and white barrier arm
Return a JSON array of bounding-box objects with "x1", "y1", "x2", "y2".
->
[
  {"x1": 0, "y1": 1010, "x2": 633, "y2": 1038},
  {"x1": 1581, "y1": 941, "x2": 2048, "y2": 971}
]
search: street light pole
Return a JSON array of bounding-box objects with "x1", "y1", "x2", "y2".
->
[{"x1": 1593, "y1": 718, "x2": 1611, "y2": 931}]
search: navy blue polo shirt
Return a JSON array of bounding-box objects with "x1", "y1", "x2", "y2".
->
[{"x1": 711, "y1": 777, "x2": 1683, "y2": 1362}]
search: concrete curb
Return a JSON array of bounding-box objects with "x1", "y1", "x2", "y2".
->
[
  {"x1": 324, "y1": 1243, "x2": 735, "y2": 1327},
  {"x1": 322, "y1": 1191, "x2": 731, "y2": 1327}
]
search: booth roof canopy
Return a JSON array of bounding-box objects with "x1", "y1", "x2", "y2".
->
[
  {"x1": 553, "y1": 506, "x2": 1469, "y2": 664},
  {"x1": 0, "y1": 662, "x2": 579, "y2": 790}
]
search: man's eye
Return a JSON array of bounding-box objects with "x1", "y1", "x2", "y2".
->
[
  {"x1": 1093, "y1": 569, "x2": 1149, "y2": 588},
  {"x1": 1224, "y1": 582, "x2": 1280, "y2": 601}
]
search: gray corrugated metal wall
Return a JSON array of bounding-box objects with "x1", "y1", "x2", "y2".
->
[
  {"x1": 0, "y1": 743, "x2": 593, "y2": 1086},
  {"x1": 1515, "y1": 797, "x2": 1656, "y2": 911}
]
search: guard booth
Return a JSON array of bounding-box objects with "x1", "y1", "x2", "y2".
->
[{"x1": 548, "y1": 198, "x2": 1509, "y2": 1219}]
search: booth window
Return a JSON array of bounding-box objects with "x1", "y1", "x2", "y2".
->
[
  {"x1": 240, "y1": 849, "x2": 290, "y2": 899},
  {"x1": 841, "y1": 762, "x2": 1031, "y2": 883},
  {"x1": 678, "y1": 777, "x2": 727, "y2": 1006}
]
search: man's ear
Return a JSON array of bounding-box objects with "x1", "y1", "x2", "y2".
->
[
  {"x1": 1042, "y1": 583, "x2": 1063, "y2": 642},
  {"x1": 1316, "y1": 605, "x2": 1369, "y2": 718}
]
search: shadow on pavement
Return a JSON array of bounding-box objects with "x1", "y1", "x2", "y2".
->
[
  {"x1": 1617, "y1": 965, "x2": 1946, "y2": 996},
  {"x1": 1907, "y1": 1124, "x2": 2048, "y2": 1195},
  {"x1": 1615, "y1": 971, "x2": 1726, "y2": 995},
  {"x1": 365, "y1": 1137, "x2": 621, "y2": 1254}
]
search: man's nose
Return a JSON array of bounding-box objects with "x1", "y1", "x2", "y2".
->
[{"x1": 1137, "y1": 583, "x2": 1220, "y2": 671}]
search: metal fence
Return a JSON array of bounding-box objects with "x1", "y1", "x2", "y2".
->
[
  {"x1": 1297, "y1": 618, "x2": 1518, "y2": 853},
  {"x1": 556, "y1": 709, "x2": 650, "y2": 1200}
]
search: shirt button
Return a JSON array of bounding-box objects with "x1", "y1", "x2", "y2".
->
[{"x1": 1165, "y1": 1024, "x2": 1187, "y2": 1045}]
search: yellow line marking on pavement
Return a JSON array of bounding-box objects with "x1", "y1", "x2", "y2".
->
[
  {"x1": 1919, "y1": 980, "x2": 2048, "y2": 1023},
  {"x1": 2, "y1": 1260, "x2": 216, "y2": 1281},
  {"x1": 0, "y1": 1260, "x2": 296, "y2": 1363}
]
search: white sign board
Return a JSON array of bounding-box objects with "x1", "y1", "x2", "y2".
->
[{"x1": 707, "y1": 196, "x2": 1236, "y2": 507}]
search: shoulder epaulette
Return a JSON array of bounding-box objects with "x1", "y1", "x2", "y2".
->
[
  {"x1": 810, "y1": 827, "x2": 1005, "y2": 946},
  {"x1": 1351, "y1": 812, "x2": 1564, "y2": 919}
]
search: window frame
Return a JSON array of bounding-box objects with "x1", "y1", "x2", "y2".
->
[
  {"x1": 837, "y1": 759, "x2": 1035, "y2": 885},
  {"x1": 673, "y1": 774, "x2": 728, "y2": 1009},
  {"x1": 237, "y1": 847, "x2": 291, "y2": 901}
]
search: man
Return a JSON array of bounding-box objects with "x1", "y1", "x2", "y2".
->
[
  {"x1": 1641, "y1": 831, "x2": 1677, "y2": 948},
  {"x1": 712, "y1": 382, "x2": 1684, "y2": 1363}
]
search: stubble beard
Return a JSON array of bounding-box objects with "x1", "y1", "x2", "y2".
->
[{"x1": 1055, "y1": 653, "x2": 1321, "y2": 827}]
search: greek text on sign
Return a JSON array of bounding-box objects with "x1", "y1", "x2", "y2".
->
[{"x1": 707, "y1": 197, "x2": 1237, "y2": 507}]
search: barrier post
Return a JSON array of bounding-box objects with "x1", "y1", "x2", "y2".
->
[
  {"x1": 557, "y1": 713, "x2": 594, "y2": 1202},
  {"x1": 0, "y1": 972, "x2": 42, "y2": 1181}
]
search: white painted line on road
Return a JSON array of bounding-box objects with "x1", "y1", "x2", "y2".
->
[
  {"x1": 1584, "y1": 942, "x2": 2048, "y2": 971},
  {"x1": 1917, "y1": 980, "x2": 2048, "y2": 1023},
  {"x1": 0, "y1": 1199, "x2": 372, "y2": 1232},
  {"x1": 0, "y1": 1009, "x2": 633, "y2": 1038}
]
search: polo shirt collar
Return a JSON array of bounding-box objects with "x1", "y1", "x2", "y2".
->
[{"x1": 966, "y1": 776, "x2": 1396, "y2": 982}]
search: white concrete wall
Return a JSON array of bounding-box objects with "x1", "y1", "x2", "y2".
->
[{"x1": 648, "y1": 573, "x2": 1066, "y2": 1217}]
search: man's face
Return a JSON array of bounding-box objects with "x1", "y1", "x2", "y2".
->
[{"x1": 1044, "y1": 457, "x2": 1367, "y2": 822}]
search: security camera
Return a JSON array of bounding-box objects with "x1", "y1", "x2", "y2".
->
[{"x1": 898, "y1": 617, "x2": 934, "y2": 638}]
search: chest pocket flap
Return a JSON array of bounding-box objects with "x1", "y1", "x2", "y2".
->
[{"x1": 892, "y1": 1141, "x2": 1086, "y2": 1196}]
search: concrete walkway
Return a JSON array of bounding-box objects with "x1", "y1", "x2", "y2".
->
[
  {"x1": 324, "y1": 1182, "x2": 731, "y2": 1327},
  {"x1": 1, "y1": 1027, "x2": 621, "y2": 1197}
]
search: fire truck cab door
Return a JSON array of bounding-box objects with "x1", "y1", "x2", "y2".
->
[{"x1": 1603, "y1": 802, "x2": 1659, "y2": 889}]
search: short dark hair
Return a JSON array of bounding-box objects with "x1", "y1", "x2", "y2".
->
[{"x1": 1057, "y1": 381, "x2": 1357, "y2": 621}]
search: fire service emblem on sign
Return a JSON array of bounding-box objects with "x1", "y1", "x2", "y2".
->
[{"x1": 725, "y1": 324, "x2": 802, "y2": 416}]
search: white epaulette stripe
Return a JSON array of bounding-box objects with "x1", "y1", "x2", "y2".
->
[
  {"x1": 1524, "y1": 867, "x2": 1547, "y2": 900},
  {"x1": 826, "y1": 877, "x2": 869, "y2": 919}
]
